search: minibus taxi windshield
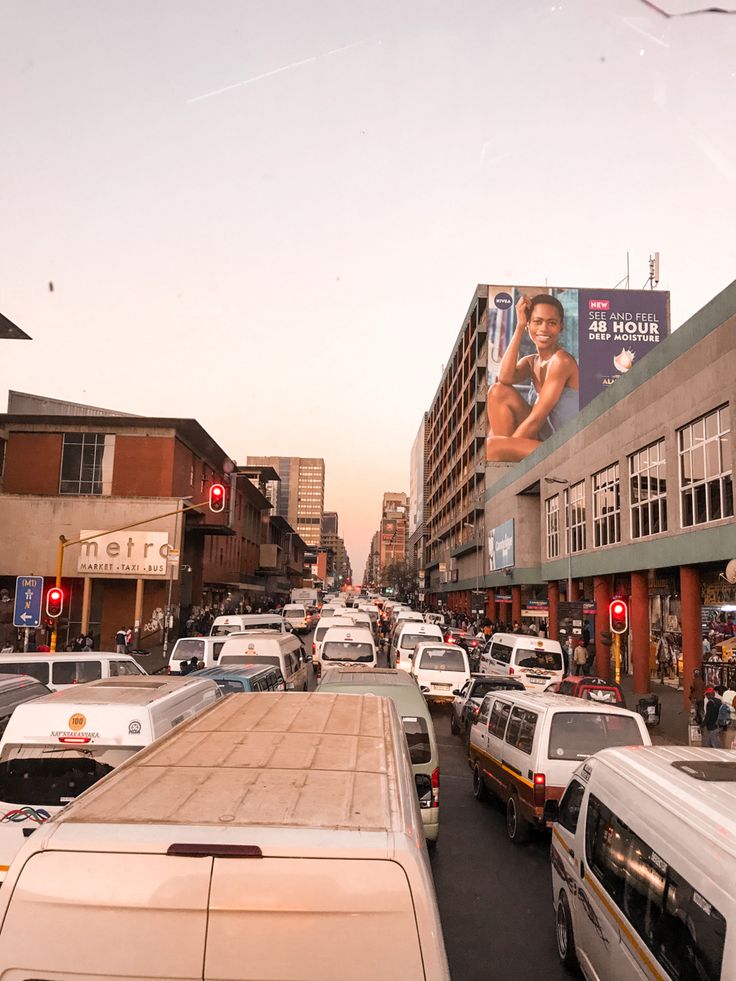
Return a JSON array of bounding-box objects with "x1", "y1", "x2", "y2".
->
[
  {"x1": 0, "y1": 744, "x2": 140, "y2": 808},
  {"x1": 517, "y1": 648, "x2": 563, "y2": 671},
  {"x1": 321, "y1": 641, "x2": 374, "y2": 662}
]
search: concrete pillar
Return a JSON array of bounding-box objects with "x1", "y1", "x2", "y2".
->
[
  {"x1": 593, "y1": 575, "x2": 611, "y2": 679},
  {"x1": 133, "y1": 578, "x2": 144, "y2": 649},
  {"x1": 548, "y1": 581, "x2": 559, "y2": 641},
  {"x1": 486, "y1": 588, "x2": 497, "y2": 622},
  {"x1": 512, "y1": 585, "x2": 522, "y2": 625},
  {"x1": 680, "y1": 565, "x2": 702, "y2": 709},
  {"x1": 81, "y1": 577, "x2": 92, "y2": 634},
  {"x1": 630, "y1": 571, "x2": 650, "y2": 695}
]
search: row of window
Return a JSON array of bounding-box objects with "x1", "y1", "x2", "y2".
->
[{"x1": 545, "y1": 404, "x2": 732, "y2": 558}]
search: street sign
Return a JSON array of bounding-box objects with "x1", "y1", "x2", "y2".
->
[{"x1": 13, "y1": 576, "x2": 44, "y2": 628}]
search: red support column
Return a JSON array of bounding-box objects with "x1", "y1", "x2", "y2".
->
[
  {"x1": 630, "y1": 571, "x2": 650, "y2": 695},
  {"x1": 548, "y1": 581, "x2": 560, "y2": 641},
  {"x1": 486, "y1": 588, "x2": 497, "y2": 622},
  {"x1": 512, "y1": 585, "x2": 522, "y2": 625},
  {"x1": 680, "y1": 565, "x2": 702, "y2": 709},
  {"x1": 593, "y1": 575, "x2": 611, "y2": 679},
  {"x1": 570, "y1": 579, "x2": 581, "y2": 601}
]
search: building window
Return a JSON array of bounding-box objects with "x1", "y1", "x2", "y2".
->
[
  {"x1": 679, "y1": 405, "x2": 733, "y2": 527},
  {"x1": 546, "y1": 495, "x2": 560, "y2": 559},
  {"x1": 59, "y1": 433, "x2": 114, "y2": 495},
  {"x1": 565, "y1": 481, "x2": 586, "y2": 553},
  {"x1": 592, "y1": 463, "x2": 621, "y2": 547},
  {"x1": 629, "y1": 439, "x2": 668, "y2": 539}
]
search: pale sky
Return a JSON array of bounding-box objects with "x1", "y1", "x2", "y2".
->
[{"x1": 2, "y1": 0, "x2": 735, "y2": 579}]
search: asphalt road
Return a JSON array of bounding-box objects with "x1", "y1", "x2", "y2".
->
[{"x1": 428, "y1": 701, "x2": 570, "y2": 981}]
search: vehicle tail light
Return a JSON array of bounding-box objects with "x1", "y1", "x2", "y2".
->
[
  {"x1": 312, "y1": 643, "x2": 316, "y2": 654},
  {"x1": 431, "y1": 767, "x2": 440, "y2": 807},
  {"x1": 533, "y1": 773, "x2": 546, "y2": 807},
  {"x1": 508, "y1": 666, "x2": 514, "y2": 675},
  {"x1": 395, "y1": 649, "x2": 400, "y2": 663}
]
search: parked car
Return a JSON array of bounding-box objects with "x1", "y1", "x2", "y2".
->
[
  {"x1": 450, "y1": 675, "x2": 526, "y2": 736},
  {"x1": 544, "y1": 675, "x2": 626, "y2": 707}
]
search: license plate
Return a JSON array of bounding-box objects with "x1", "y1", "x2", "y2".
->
[
  {"x1": 527, "y1": 675, "x2": 549, "y2": 684},
  {"x1": 432, "y1": 683, "x2": 452, "y2": 691}
]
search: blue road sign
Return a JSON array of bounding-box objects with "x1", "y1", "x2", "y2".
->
[{"x1": 13, "y1": 576, "x2": 44, "y2": 629}]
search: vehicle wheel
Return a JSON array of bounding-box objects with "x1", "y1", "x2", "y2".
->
[
  {"x1": 506, "y1": 793, "x2": 530, "y2": 844},
  {"x1": 450, "y1": 713, "x2": 459, "y2": 735},
  {"x1": 556, "y1": 891, "x2": 579, "y2": 969},
  {"x1": 472, "y1": 764, "x2": 487, "y2": 802}
]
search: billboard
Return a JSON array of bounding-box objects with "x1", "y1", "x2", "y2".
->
[
  {"x1": 488, "y1": 519, "x2": 514, "y2": 571},
  {"x1": 485, "y1": 286, "x2": 669, "y2": 462}
]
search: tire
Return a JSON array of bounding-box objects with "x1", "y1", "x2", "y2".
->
[
  {"x1": 506, "y1": 793, "x2": 530, "y2": 844},
  {"x1": 450, "y1": 713, "x2": 459, "y2": 735},
  {"x1": 472, "y1": 763, "x2": 487, "y2": 802},
  {"x1": 556, "y1": 891, "x2": 579, "y2": 969}
]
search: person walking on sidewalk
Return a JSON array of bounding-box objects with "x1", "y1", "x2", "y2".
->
[
  {"x1": 690, "y1": 670, "x2": 705, "y2": 725},
  {"x1": 573, "y1": 639, "x2": 588, "y2": 676},
  {"x1": 702, "y1": 688, "x2": 723, "y2": 748}
]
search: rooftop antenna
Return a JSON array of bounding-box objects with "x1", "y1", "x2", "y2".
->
[
  {"x1": 647, "y1": 252, "x2": 660, "y2": 290},
  {"x1": 612, "y1": 251, "x2": 631, "y2": 289}
]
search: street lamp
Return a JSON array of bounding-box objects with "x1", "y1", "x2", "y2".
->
[{"x1": 545, "y1": 477, "x2": 572, "y2": 603}]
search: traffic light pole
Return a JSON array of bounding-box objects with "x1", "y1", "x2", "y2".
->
[
  {"x1": 49, "y1": 497, "x2": 211, "y2": 652},
  {"x1": 613, "y1": 633, "x2": 621, "y2": 685}
]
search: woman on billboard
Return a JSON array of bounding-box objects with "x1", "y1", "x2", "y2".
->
[{"x1": 486, "y1": 293, "x2": 579, "y2": 462}]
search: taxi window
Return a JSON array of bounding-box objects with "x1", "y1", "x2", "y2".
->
[
  {"x1": 418, "y1": 648, "x2": 466, "y2": 672},
  {"x1": 488, "y1": 700, "x2": 511, "y2": 738},
  {"x1": 516, "y1": 647, "x2": 563, "y2": 671},
  {"x1": 52, "y1": 660, "x2": 102, "y2": 686},
  {"x1": 504, "y1": 707, "x2": 538, "y2": 755},
  {"x1": 171, "y1": 639, "x2": 204, "y2": 661},
  {"x1": 0, "y1": 662, "x2": 49, "y2": 685},
  {"x1": 490, "y1": 641, "x2": 512, "y2": 664},
  {"x1": 402, "y1": 717, "x2": 431, "y2": 764}
]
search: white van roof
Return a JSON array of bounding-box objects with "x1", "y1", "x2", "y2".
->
[
  {"x1": 51, "y1": 693, "x2": 411, "y2": 835},
  {"x1": 321, "y1": 626, "x2": 375, "y2": 644},
  {"x1": 21, "y1": 675, "x2": 209, "y2": 708},
  {"x1": 483, "y1": 690, "x2": 640, "y2": 717},
  {"x1": 591, "y1": 746, "x2": 736, "y2": 860}
]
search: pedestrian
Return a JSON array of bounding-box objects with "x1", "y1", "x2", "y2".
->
[
  {"x1": 656, "y1": 634, "x2": 671, "y2": 683},
  {"x1": 573, "y1": 638, "x2": 588, "y2": 676},
  {"x1": 702, "y1": 688, "x2": 724, "y2": 748},
  {"x1": 85, "y1": 633, "x2": 94, "y2": 652},
  {"x1": 689, "y1": 670, "x2": 705, "y2": 725},
  {"x1": 563, "y1": 635, "x2": 574, "y2": 675},
  {"x1": 115, "y1": 627, "x2": 127, "y2": 655},
  {"x1": 703, "y1": 636, "x2": 711, "y2": 657}
]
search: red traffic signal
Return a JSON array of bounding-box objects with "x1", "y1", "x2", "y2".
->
[
  {"x1": 209, "y1": 483, "x2": 226, "y2": 513},
  {"x1": 609, "y1": 598, "x2": 628, "y2": 635},
  {"x1": 45, "y1": 587, "x2": 64, "y2": 619}
]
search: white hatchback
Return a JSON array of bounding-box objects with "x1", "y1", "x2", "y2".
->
[{"x1": 410, "y1": 643, "x2": 470, "y2": 703}]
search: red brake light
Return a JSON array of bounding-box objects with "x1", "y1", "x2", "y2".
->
[
  {"x1": 508, "y1": 666, "x2": 514, "y2": 675},
  {"x1": 533, "y1": 773, "x2": 546, "y2": 806},
  {"x1": 431, "y1": 767, "x2": 439, "y2": 807}
]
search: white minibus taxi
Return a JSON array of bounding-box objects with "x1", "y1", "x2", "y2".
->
[
  {"x1": 0, "y1": 675, "x2": 221, "y2": 881},
  {"x1": 0, "y1": 652, "x2": 146, "y2": 691},
  {"x1": 411, "y1": 642, "x2": 470, "y2": 703},
  {"x1": 282, "y1": 603, "x2": 310, "y2": 635},
  {"x1": 549, "y1": 747, "x2": 736, "y2": 980},
  {"x1": 218, "y1": 632, "x2": 308, "y2": 691},
  {"x1": 479, "y1": 632, "x2": 565, "y2": 689},
  {"x1": 316, "y1": 626, "x2": 377, "y2": 679},
  {"x1": 0, "y1": 693, "x2": 450, "y2": 980},
  {"x1": 210, "y1": 614, "x2": 289, "y2": 636},
  {"x1": 393, "y1": 622, "x2": 444, "y2": 671},
  {"x1": 311, "y1": 615, "x2": 354, "y2": 664}
]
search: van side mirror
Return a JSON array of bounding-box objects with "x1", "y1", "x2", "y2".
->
[
  {"x1": 452, "y1": 689, "x2": 461, "y2": 696},
  {"x1": 543, "y1": 799, "x2": 559, "y2": 825}
]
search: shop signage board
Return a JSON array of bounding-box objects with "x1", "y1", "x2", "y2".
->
[{"x1": 77, "y1": 531, "x2": 171, "y2": 577}]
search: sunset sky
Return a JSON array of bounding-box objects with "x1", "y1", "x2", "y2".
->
[{"x1": 2, "y1": 0, "x2": 735, "y2": 577}]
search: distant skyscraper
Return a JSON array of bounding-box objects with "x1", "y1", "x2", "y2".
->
[
  {"x1": 246, "y1": 456, "x2": 325, "y2": 547},
  {"x1": 379, "y1": 491, "x2": 408, "y2": 579},
  {"x1": 321, "y1": 511, "x2": 338, "y2": 537}
]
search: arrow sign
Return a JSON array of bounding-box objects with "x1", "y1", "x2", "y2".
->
[{"x1": 13, "y1": 577, "x2": 44, "y2": 629}]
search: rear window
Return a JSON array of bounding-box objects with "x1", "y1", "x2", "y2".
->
[
  {"x1": 0, "y1": 662, "x2": 50, "y2": 684},
  {"x1": 399, "y1": 633, "x2": 434, "y2": 652},
  {"x1": 418, "y1": 648, "x2": 466, "y2": 672},
  {"x1": 402, "y1": 716, "x2": 431, "y2": 764},
  {"x1": 321, "y1": 642, "x2": 374, "y2": 663},
  {"x1": 52, "y1": 661, "x2": 102, "y2": 686},
  {"x1": 549, "y1": 712, "x2": 644, "y2": 761},
  {"x1": 0, "y1": 744, "x2": 139, "y2": 807},
  {"x1": 489, "y1": 641, "x2": 512, "y2": 664},
  {"x1": 215, "y1": 679, "x2": 247, "y2": 694},
  {"x1": 211, "y1": 625, "x2": 243, "y2": 636},
  {"x1": 220, "y1": 654, "x2": 281, "y2": 668},
  {"x1": 172, "y1": 639, "x2": 204, "y2": 661},
  {"x1": 516, "y1": 647, "x2": 563, "y2": 671}
]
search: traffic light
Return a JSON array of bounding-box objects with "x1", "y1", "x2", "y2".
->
[
  {"x1": 209, "y1": 483, "x2": 226, "y2": 513},
  {"x1": 45, "y1": 586, "x2": 64, "y2": 619},
  {"x1": 609, "y1": 598, "x2": 628, "y2": 634}
]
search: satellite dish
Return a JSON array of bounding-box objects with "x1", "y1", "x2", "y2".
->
[{"x1": 724, "y1": 560, "x2": 736, "y2": 585}]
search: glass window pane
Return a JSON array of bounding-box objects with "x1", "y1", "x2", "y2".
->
[
  {"x1": 724, "y1": 476, "x2": 734, "y2": 518},
  {"x1": 693, "y1": 418, "x2": 706, "y2": 444},
  {"x1": 695, "y1": 484, "x2": 707, "y2": 524},
  {"x1": 705, "y1": 411, "x2": 718, "y2": 439},
  {"x1": 708, "y1": 480, "x2": 722, "y2": 521},
  {"x1": 661, "y1": 497, "x2": 668, "y2": 532},
  {"x1": 681, "y1": 453, "x2": 691, "y2": 487},
  {"x1": 692, "y1": 446, "x2": 706, "y2": 482},
  {"x1": 679, "y1": 427, "x2": 691, "y2": 450},
  {"x1": 705, "y1": 440, "x2": 719, "y2": 479},
  {"x1": 682, "y1": 491, "x2": 693, "y2": 528}
]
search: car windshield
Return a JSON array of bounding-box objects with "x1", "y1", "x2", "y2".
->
[
  {"x1": 172, "y1": 639, "x2": 204, "y2": 661},
  {"x1": 548, "y1": 713, "x2": 644, "y2": 761},
  {"x1": 400, "y1": 634, "x2": 435, "y2": 651},
  {"x1": 0, "y1": 744, "x2": 140, "y2": 806},
  {"x1": 321, "y1": 642, "x2": 374, "y2": 662},
  {"x1": 418, "y1": 648, "x2": 466, "y2": 672},
  {"x1": 517, "y1": 648, "x2": 563, "y2": 671}
]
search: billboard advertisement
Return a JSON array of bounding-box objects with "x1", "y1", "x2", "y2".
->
[
  {"x1": 488, "y1": 519, "x2": 514, "y2": 571},
  {"x1": 485, "y1": 286, "x2": 669, "y2": 462}
]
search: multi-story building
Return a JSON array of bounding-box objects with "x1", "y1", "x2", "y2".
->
[
  {"x1": 429, "y1": 278, "x2": 736, "y2": 702},
  {"x1": 362, "y1": 531, "x2": 380, "y2": 590},
  {"x1": 408, "y1": 414, "x2": 429, "y2": 597},
  {"x1": 0, "y1": 409, "x2": 306, "y2": 651},
  {"x1": 379, "y1": 492, "x2": 409, "y2": 584},
  {"x1": 320, "y1": 532, "x2": 351, "y2": 585},
  {"x1": 246, "y1": 456, "x2": 325, "y2": 547},
  {"x1": 321, "y1": 511, "x2": 338, "y2": 537}
]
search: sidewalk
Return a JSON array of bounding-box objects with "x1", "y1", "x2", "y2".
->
[{"x1": 620, "y1": 674, "x2": 689, "y2": 746}]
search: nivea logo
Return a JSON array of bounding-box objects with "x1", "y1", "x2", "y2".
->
[{"x1": 494, "y1": 292, "x2": 513, "y2": 310}]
